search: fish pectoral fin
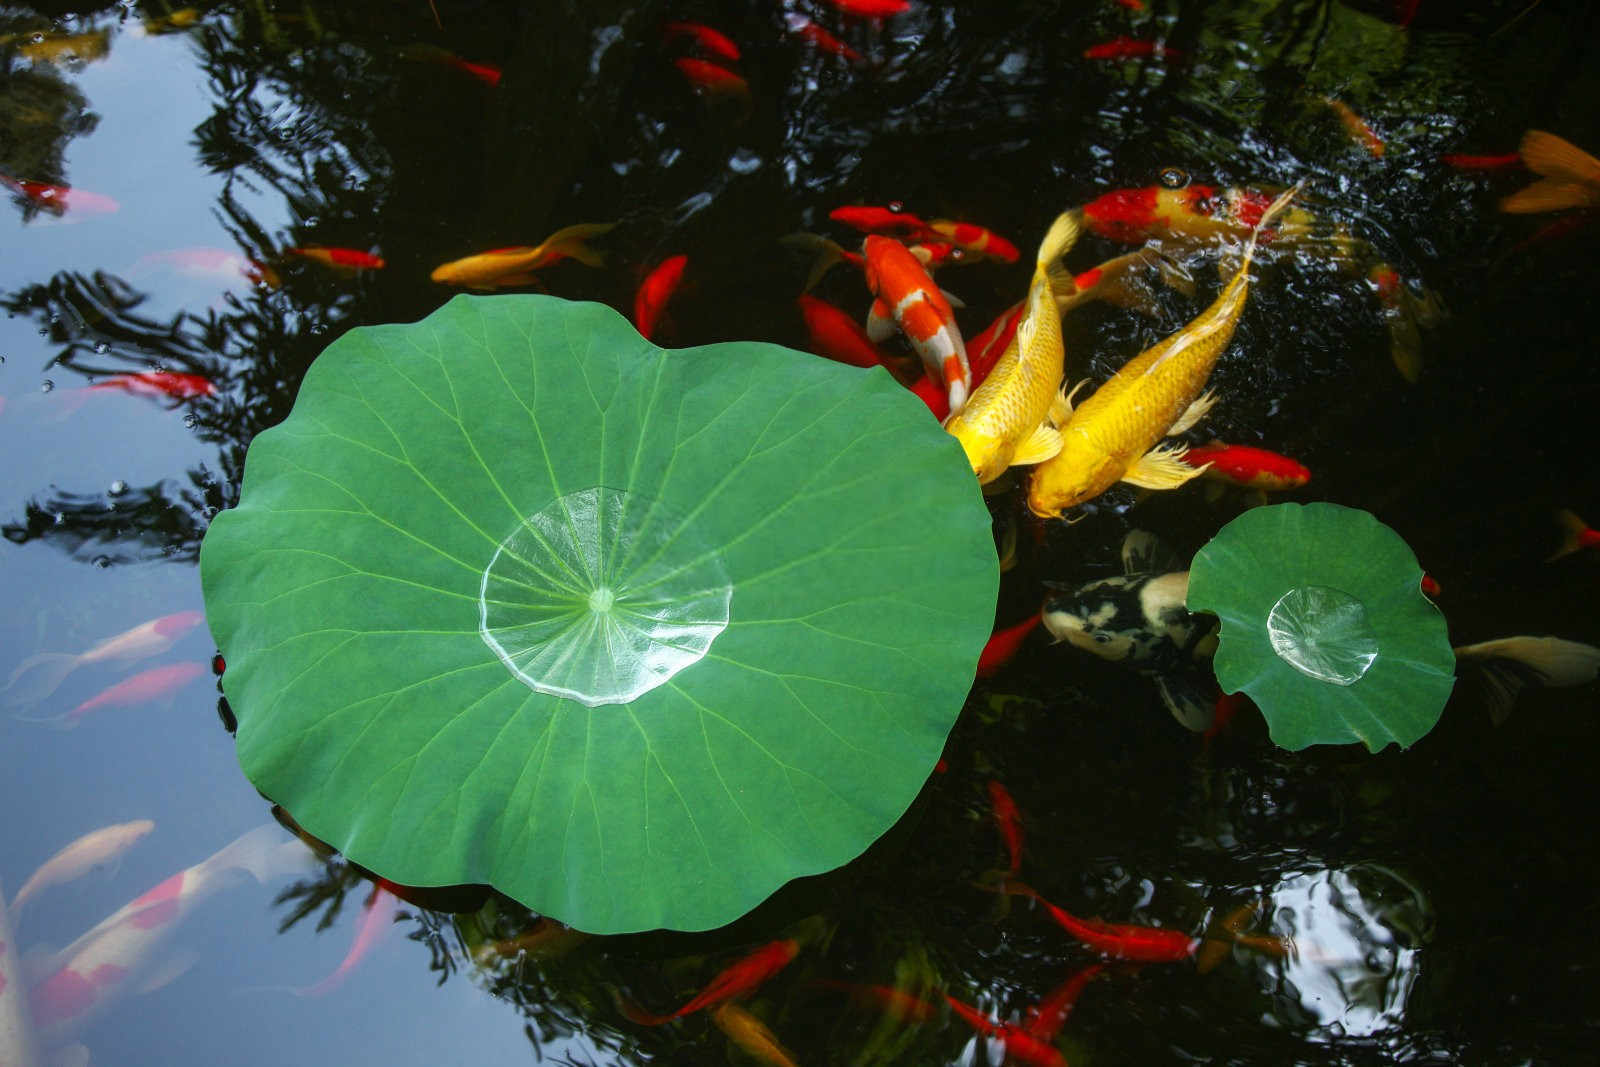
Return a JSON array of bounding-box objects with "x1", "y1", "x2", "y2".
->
[
  {"x1": 1046, "y1": 261, "x2": 1078, "y2": 298},
  {"x1": 1150, "y1": 249, "x2": 1197, "y2": 298},
  {"x1": 1166, "y1": 389, "x2": 1218, "y2": 437},
  {"x1": 1122, "y1": 444, "x2": 1208, "y2": 490},
  {"x1": 1008, "y1": 423, "x2": 1063, "y2": 467},
  {"x1": 1152, "y1": 674, "x2": 1215, "y2": 732},
  {"x1": 1120, "y1": 529, "x2": 1178, "y2": 574},
  {"x1": 1049, "y1": 379, "x2": 1091, "y2": 426}
]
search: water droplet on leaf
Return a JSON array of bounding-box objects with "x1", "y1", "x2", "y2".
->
[{"x1": 1266, "y1": 585, "x2": 1379, "y2": 685}]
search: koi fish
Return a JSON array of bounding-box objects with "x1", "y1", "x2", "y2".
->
[
  {"x1": 622, "y1": 939, "x2": 800, "y2": 1025},
  {"x1": 1083, "y1": 37, "x2": 1182, "y2": 61},
  {"x1": 132, "y1": 248, "x2": 279, "y2": 289},
  {"x1": 9, "y1": 820, "x2": 156, "y2": 919},
  {"x1": 1196, "y1": 898, "x2": 1270, "y2": 974},
  {"x1": 827, "y1": 0, "x2": 911, "y2": 17},
  {"x1": 16, "y1": 30, "x2": 110, "y2": 65},
  {"x1": 1, "y1": 878, "x2": 45, "y2": 1067},
  {"x1": 943, "y1": 211, "x2": 1078, "y2": 481},
  {"x1": 4, "y1": 610, "x2": 205, "y2": 706},
  {"x1": 830, "y1": 205, "x2": 939, "y2": 240},
  {"x1": 1440, "y1": 151, "x2": 1523, "y2": 171},
  {"x1": 1028, "y1": 185, "x2": 1300, "y2": 518},
  {"x1": 1117, "y1": 0, "x2": 1147, "y2": 9},
  {"x1": 430, "y1": 221, "x2": 616, "y2": 289},
  {"x1": 1023, "y1": 963, "x2": 1103, "y2": 1040},
  {"x1": 674, "y1": 57, "x2": 750, "y2": 101},
  {"x1": 710, "y1": 1002, "x2": 799, "y2": 1067},
  {"x1": 927, "y1": 219, "x2": 1021, "y2": 263},
  {"x1": 28, "y1": 825, "x2": 313, "y2": 1044},
  {"x1": 297, "y1": 882, "x2": 403, "y2": 996},
  {"x1": 785, "y1": 16, "x2": 864, "y2": 63},
  {"x1": 1178, "y1": 442, "x2": 1310, "y2": 490},
  {"x1": 472, "y1": 919, "x2": 590, "y2": 966},
  {"x1": 288, "y1": 246, "x2": 386, "y2": 271},
  {"x1": 976, "y1": 613, "x2": 1041, "y2": 678},
  {"x1": 942, "y1": 993, "x2": 1068, "y2": 1067},
  {"x1": 1322, "y1": 98, "x2": 1384, "y2": 158},
  {"x1": 83, "y1": 371, "x2": 216, "y2": 401},
  {"x1": 1205, "y1": 689, "x2": 1250, "y2": 741},
  {"x1": 863, "y1": 234, "x2": 972, "y2": 414},
  {"x1": 21, "y1": 661, "x2": 207, "y2": 729},
  {"x1": 1002, "y1": 879, "x2": 1198, "y2": 962},
  {"x1": 986, "y1": 780, "x2": 1024, "y2": 874},
  {"x1": 1041, "y1": 530, "x2": 1219, "y2": 730},
  {"x1": 634, "y1": 254, "x2": 688, "y2": 342},
  {"x1": 663, "y1": 21, "x2": 741, "y2": 64},
  {"x1": 1395, "y1": 0, "x2": 1421, "y2": 27},
  {"x1": 1419, "y1": 573, "x2": 1442, "y2": 597},
  {"x1": 143, "y1": 8, "x2": 202, "y2": 35},
  {"x1": 811, "y1": 979, "x2": 938, "y2": 1022},
  {"x1": 1500, "y1": 130, "x2": 1600, "y2": 214},
  {"x1": 797, "y1": 294, "x2": 895, "y2": 370},
  {"x1": 0, "y1": 174, "x2": 120, "y2": 216},
  {"x1": 1366, "y1": 262, "x2": 1435, "y2": 383},
  {"x1": 1453, "y1": 636, "x2": 1600, "y2": 725},
  {"x1": 1548, "y1": 509, "x2": 1600, "y2": 561},
  {"x1": 908, "y1": 374, "x2": 949, "y2": 420}
]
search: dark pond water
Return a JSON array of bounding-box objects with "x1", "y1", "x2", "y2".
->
[{"x1": 2, "y1": 1, "x2": 1598, "y2": 1064}]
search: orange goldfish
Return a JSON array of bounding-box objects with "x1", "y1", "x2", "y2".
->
[
  {"x1": 430, "y1": 222, "x2": 615, "y2": 289},
  {"x1": 1322, "y1": 97, "x2": 1384, "y2": 158},
  {"x1": 634, "y1": 254, "x2": 688, "y2": 341},
  {"x1": 709, "y1": 1002, "x2": 799, "y2": 1067},
  {"x1": 986, "y1": 780, "x2": 1024, "y2": 874},
  {"x1": 864, "y1": 235, "x2": 971, "y2": 413},
  {"x1": 1500, "y1": 131, "x2": 1600, "y2": 214},
  {"x1": 622, "y1": 939, "x2": 799, "y2": 1025},
  {"x1": 1003, "y1": 879, "x2": 1198, "y2": 962}
]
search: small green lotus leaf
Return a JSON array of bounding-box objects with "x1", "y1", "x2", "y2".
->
[
  {"x1": 200, "y1": 294, "x2": 996, "y2": 933},
  {"x1": 1187, "y1": 502, "x2": 1454, "y2": 752}
]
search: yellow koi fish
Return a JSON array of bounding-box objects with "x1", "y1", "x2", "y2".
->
[
  {"x1": 943, "y1": 210, "x2": 1080, "y2": 483},
  {"x1": 1027, "y1": 185, "x2": 1300, "y2": 518},
  {"x1": 430, "y1": 221, "x2": 616, "y2": 289},
  {"x1": 709, "y1": 1002, "x2": 800, "y2": 1067}
]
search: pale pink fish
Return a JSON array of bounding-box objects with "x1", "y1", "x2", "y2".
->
[
  {"x1": 4, "y1": 610, "x2": 206, "y2": 706},
  {"x1": 1, "y1": 879, "x2": 46, "y2": 1067},
  {"x1": 21, "y1": 662, "x2": 208, "y2": 729},
  {"x1": 10, "y1": 820, "x2": 156, "y2": 920},
  {"x1": 27, "y1": 825, "x2": 314, "y2": 1044},
  {"x1": 297, "y1": 881, "x2": 403, "y2": 996}
]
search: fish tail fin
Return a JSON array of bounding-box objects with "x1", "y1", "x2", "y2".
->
[
  {"x1": 543, "y1": 222, "x2": 618, "y2": 268},
  {"x1": 1035, "y1": 210, "x2": 1081, "y2": 269},
  {"x1": 613, "y1": 989, "x2": 672, "y2": 1026},
  {"x1": 1547, "y1": 509, "x2": 1595, "y2": 561},
  {"x1": 1241, "y1": 182, "x2": 1303, "y2": 265},
  {"x1": 779, "y1": 232, "x2": 849, "y2": 292},
  {"x1": 1499, "y1": 177, "x2": 1600, "y2": 214},
  {"x1": 2, "y1": 652, "x2": 79, "y2": 707},
  {"x1": 1454, "y1": 635, "x2": 1600, "y2": 724},
  {"x1": 1517, "y1": 130, "x2": 1600, "y2": 185}
]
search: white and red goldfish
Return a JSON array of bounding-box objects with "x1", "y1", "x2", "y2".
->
[
  {"x1": 296, "y1": 882, "x2": 403, "y2": 996},
  {"x1": 27, "y1": 825, "x2": 314, "y2": 1044},
  {"x1": 430, "y1": 222, "x2": 616, "y2": 289},
  {"x1": 9, "y1": 820, "x2": 156, "y2": 920},
  {"x1": 21, "y1": 662, "x2": 207, "y2": 729},
  {"x1": 863, "y1": 234, "x2": 971, "y2": 414},
  {"x1": 4, "y1": 611, "x2": 205, "y2": 706}
]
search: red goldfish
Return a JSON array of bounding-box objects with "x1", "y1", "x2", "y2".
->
[
  {"x1": 4, "y1": 609, "x2": 205, "y2": 705},
  {"x1": 1117, "y1": 0, "x2": 1146, "y2": 9},
  {"x1": 1195, "y1": 898, "x2": 1267, "y2": 974},
  {"x1": 1548, "y1": 510, "x2": 1600, "y2": 561},
  {"x1": 797, "y1": 293, "x2": 895, "y2": 370},
  {"x1": 0, "y1": 173, "x2": 119, "y2": 216},
  {"x1": 1024, "y1": 963, "x2": 1103, "y2": 1040},
  {"x1": 986, "y1": 780, "x2": 1025, "y2": 874},
  {"x1": 1420, "y1": 573, "x2": 1442, "y2": 597},
  {"x1": 297, "y1": 881, "x2": 402, "y2": 996},
  {"x1": 943, "y1": 994, "x2": 1068, "y2": 1067},
  {"x1": 1083, "y1": 36, "x2": 1182, "y2": 61},
  {"x1": 908, "y1": 374, "x2": 949, "y2": 420},
  {"x1": 1003, "y1": 880, "x2": 1198, "y2": 962},
  {"x1": 623, "y1": 939, "x2": 800, "y2": 1025},
  {"x1": 977, "y1": 614, "x2": 1040, "y2": 678},
  {"x1": 288, "y1": 246, "x2": 386, "y2": 271},
  {"x1": 827, "y1": 0, "x2": 911, "y2": 17},
  {"x1": 634, "y1": 254, "x2": 689, "y2": 341},
  {"x1": 84, "y1": 371, "x2": 216, "y2": 401},
  {"x1": 395, "y1": 44, "x2": 501, "y2": 86},
  {"x1": 829, "y1": 204, "x2": 939, "y2": 239},
  {"x1": 674, "y1": 57, "x2": 750, "y2": 101},
  {"x1": 1178, "y1": 442, "x2": 1310, "y2": 491},
  {"x1": 663, "y1": 21, "x2": 741, "y2": 64},
  {"x1": 928, "y1": 219, "x2": 1020, "y2": 263},
  {"x1": 32, "y1": 662, "x2": 208, "y2": 728},
  {"x1": 863, "y1": 234, "x2": 971, "y2": 413},
  {"x1": 1440, "y1": 151, "x2": 1523, "y2": 171},
  {"x1": 785, "y1": 16, "x2": 864, "y2": 63}
]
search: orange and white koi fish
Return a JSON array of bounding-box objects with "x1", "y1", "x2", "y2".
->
[
  {"x1": 430, "y1": 222, "x2": 616, "y2": 289},
  {"x1": 1002, "y1": 879, "x2": 1198, "y2": 962},
  {"x1": 4, "y1": 610, "x2": 204, "y2": 706},
  {"x1": 1028, "y1": 186, "x2": 1299, "y2": 517},
  {"x1": 288, "y1": 246, "x2": 386, "y2": 271},
  {"x1": 943, "y1": 211, "x2": 1079, "y2": 481},
  {"x1": 1, "y1": 879, "x2": 45, "y2": 1067},
  {"x1": 663, "y1": 21, "x2": 741, "y2": 64},
  {"x1": 21, "y1": 661, "x2": 208, "y2": 729},
  {"x1": 942, "y1": 993, "x2": 1068, "y2": 1067},
  {"x1": 622, "y1": 939, "x2": 800, "y2": 1025},
  {"x1": 0, "y1": 174, "x2": 119, "y2": 217},
  {"x1": 1322, "y1": 97, "x2": 1384, "y2": 158},
  {"x1": 864, "y1": 235, "x2": 971, "y2": 414},
  {"x1": 928, "y1": 219, "x2": 1020, "y2": 263},
  {"x1": 28, "y1": 825, "x2": 314, "y2": 1044},
  {"x1": 1453, "y1": 636, "x2": 1600, "y2": 725},
  {"x1": 1499, "y1": 131, "x2": 1600, "y2": 214},
  {"x1": 1548, "y1": 509, "x2": 1600, "y2": 561},
  {"x1": 297, "y1": 882, "x2": 403, "y2": 996},
  {"x1": 634, "y1": 254, "x2": 689, "y2": 341},
  {"x1": 710, "y1": 1002, "x2": 799, "y2": 1067},
  {"x1": 1178, "y1": 442, "x2": 1310, "y2": 490},
  {"x1": 9, "y1": 820, "x2": 156, "y2": 920}
]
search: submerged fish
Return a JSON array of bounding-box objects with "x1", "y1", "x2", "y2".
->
[
  {"x1": 1453, "y1": 635, "x2": 1600, "y2": 725},
  {"x1": 863, "y1": 234, "x2": 971, "y2": 414},
  {"x1": 942, "y1": 992, "x2": 1068, "y2": 1067},
  {"x1": 634, "y1": 254, "x2": 689, "y2": 341},
  {"x1": 22, "y1": 662, "x2": 208, "y2": 729},
  {"x1": 1499, "y1": 130, "x2": 1600, "y2": 214},
  {"x1": 430, "y1": 222, "x2": 616, "y2": 289},
  {"x1": 287, "y1": 246, "x2": 386, "y2": 271},
  {"x1": 1002, "y1": 879, "x2": 1198, "y2": 962},
  {"x1": 9, "y1": 820, "x2": 156, "y2": 920},
  {"x1": 1547, "y1": 509, "x2": 1600, "y2": 561},
  {"x1": 709, "y1": 1002, "x2": 799, "y2": 1067},
  {"x1": 83, "y1": 372, "x2": 216, "y2": 402},
  {"x1": 622, "y1": 939, "x2": 799, "y2": 1026},
  {"x1": 296, "y1": 882, "x2": 403, "y2": 996},
  {"x1": 4, "y1": 610, "x2": 204, "y2": 706},
  {"x1": 662, "y1": 21, "x2": 741, "y2": 64}
]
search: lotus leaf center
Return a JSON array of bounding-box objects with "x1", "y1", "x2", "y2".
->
[
  {"x1": 478, "y1": 486, "x2": 732, "y2": 706},
  {"x1": 1266, "y1": 585, "x2": 1379, "y2": 686}
]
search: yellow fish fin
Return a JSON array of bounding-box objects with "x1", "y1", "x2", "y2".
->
[
  {"x1": 1046, "y1": 261, "x2": 1078, "y2": 298},
  {"x1": 1009, "y1": 422, "x2": 1063, "y2": 467},
  {"x1": 1049, "y1": 379, "x2": 1091, "y2": 426},
  {"x1": 1499, "y1": 177, "x2": 1598, "y2": 214},
  {"x1": 1122, "y1": 444, "x2": 1208, "y2": 490},
  {"x1": 1167, "y1": 389, "x2": 1218, "y2": 437},
  {"x1": 1547, "y1": 509, "x2": 1594, "y2": 561},
  {"x1": 1037, "y1": 209, "x2": 1082, "y2": 266},
  {"x1": 543, "y1": 221, "x2": 618, "y2": 268},
  {"x1": 1518, "y1": 130, "x2": 1600, "y2": 185}
]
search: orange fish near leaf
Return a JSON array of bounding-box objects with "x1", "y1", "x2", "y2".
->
[
  {"x1": 863, "y1": 235, "x2": 971, "y2": 414},
  {"x1": 622, "y1": 939, "x2": 800, "y2": 1025},
  {"x1": 634, "y1": 254, "x2": 689, "y2": 341},
  {"x1": 1003, "y1": 879, "x2": 1198, "y2": 962},
  {"x1": 431, "y1": 222, "x2": 616, "y2": 289}
]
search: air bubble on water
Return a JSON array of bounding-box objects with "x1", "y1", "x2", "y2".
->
[
  {"x1": 91, "y1": 555, "x2": 112, "y2": 569},
  {"x1": 183, "y1": 413, "x2": 198, "y2": 429},
  {"x1": 108, "y1": 479, "x2": 127, "y2": 496},
  {"x1": 41, "y1": 379, "x2": 54, "y2": 392},
  {"x1": 93, "y1": 341, "x2": 109, "y2": 354}
]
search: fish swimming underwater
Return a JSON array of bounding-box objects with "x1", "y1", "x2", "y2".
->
[{"x1": 1041, "y1": 531, "x2": 1219, "y2": 730}]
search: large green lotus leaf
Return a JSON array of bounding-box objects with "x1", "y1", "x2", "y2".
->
[
  {"x1": 201, "y1": 294, "x2": 996, "y2": 933},
  {"x1": 1186, "y1": 502, "x2": 1454, "y2": 752}
]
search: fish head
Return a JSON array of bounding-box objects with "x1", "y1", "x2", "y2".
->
[
  {"x1": 947, "y1": 420, "x2": 1010, "y2": 483},
  {"x1": 1026, "y1": 446, "x2": 1121, "y2": 517},
  {"x1": 1041, "y1": 576, "x2": 1151, "y2": 662}
]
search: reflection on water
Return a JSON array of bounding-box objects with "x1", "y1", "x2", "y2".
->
[{"x1": 1, "y1": 0, "x2": 1597, "y2": 1064}]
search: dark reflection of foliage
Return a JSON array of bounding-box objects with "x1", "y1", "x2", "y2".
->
[{"x1": 0, "y1": 11, "x2": 103, "y2": 214}]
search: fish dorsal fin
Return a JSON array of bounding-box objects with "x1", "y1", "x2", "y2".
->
[
  {"x1": 1121, "y1": 530, "x2": 1179, "y2": 574},
  {"x1": 1518, "y1": 130, "x2": 1600, "y2": 185},
  {"x1": 1009, "y1": 422, "x2": 1063, "y2": 467},
  {"x1": 1122, "y1": 443, "x2": 1209, "y2": 490},
  {"x1": 1166, "y1": 389, "x2": 1218, "y2": 437}
]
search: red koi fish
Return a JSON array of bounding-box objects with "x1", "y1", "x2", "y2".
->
[
  {"x1": 797, "y1": 294, "x2": 894, "y2": 370},
  {"x1": 986, "y1": 780, "x2": 1025, "y2": 874},
  {"x1": 1440, "y1": 151, "x2": 1523, "y2": 171},
  {"x1": 907, "y1": 374, "x2": 948, "y2": 420},
  {"x1": 1083, "y1": 36, "x2": 1182, "y2": 61},
  {"x1": 297, "y1": 881, "x2": 403, "y2": 996},
  {"x1": 4, "y1": 609, "x2": 205, "y2": 705},
  {"x1": 84, "y1": 371, "x2": 217, "y2": 401},
  {"x1": 663, "y1": 21, "x2": 741, "y2": 64},
  {"x1": 1023, "y1": 963, "x2": 1103, "y2": 1040},
  {"x1": 1323, "y1": 98, "x2": 1384, "y2": 158},
  {"x1": 1079, "y1": 184, "x2": 1287, "y2": 245},
  {"x1": 674, "y1": 57, "x2": 750, "y2": 100},
  {"x1": 943, "y1": 994, "x2": 1068, "y2": 1067},
  {"x1": 634, "y1": 254, "x2": 689, "y2": 342},
  {"x1": 0, "y1": 173, "x2": 119, "y2": 216},
  {"x1": 968, "y1": 301, "x2": 1026, "y2": 388},
  {"x1": 32, "y1": 662, "x2": 208, "y2": 728},
  {"x1": 1003, "y1": 880, "x2": 1198, "y2": 962},
  {"x1": 785, "y1": 16, "x2": 864, "y2": 63},
  {"x1": 977, "y1": 613, "x2": 1040, "y2": 678},
  {"x1": 829, "y1": 205, "x2": 939, "y2": 240},
  {"x1": 1178, "y1": 443, "x2": 1310, "y2": 491},
  {"x1": 827, "y1": 0, "x2": 911, "y2": 17},
  {"x1": 1548, "y1": 509, "x2": 1600, "y2": 561},
  {"x1": 623, "y1": 939, "x2": 800, "y2": 1025},
  {"x1": 288, "y1": 246, "x2": 386, "y2": 270},
  {"x1": 863, "y1": 235, "x2": 971, "y2": 413},
  {"x1": 1205, "y1": 690, "x2": 1250, "y2": 741},
  {"x1": 1420, "y1": 573, "x2": 1442, "y2": 597},
  {"x1": 811, "y1": 979, "x2": 938, "y2": 1022},
  {"x1": 1117, "y1": 0, "x2": 1146, "y2": 9},
  {"x1": 928, "y1": 219, "x2": 1020, "y2": 263},
  {"x1": 448, "y1": 56, "x2": 502, "y2": 86}
]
